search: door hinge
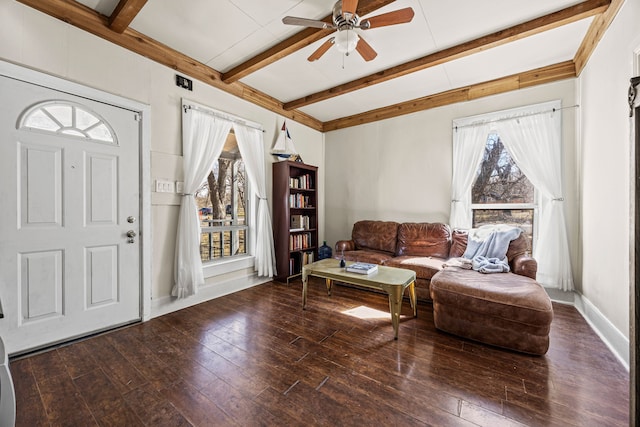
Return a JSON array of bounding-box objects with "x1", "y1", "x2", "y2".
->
[{"x1": 134, "y1": 113, "x2": 141, "y2": 122}]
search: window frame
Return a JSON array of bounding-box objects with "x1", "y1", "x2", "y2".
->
[{"x1": 19, "y1": 100, "x2": 118, "y2": 144}]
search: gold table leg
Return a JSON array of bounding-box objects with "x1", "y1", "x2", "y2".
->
[
  {"x1": 326, "y1": 278, "x2": 333, "y2": 296},
  {"x1": 409, "y1": 281, "x2": 417, "y2": 317},
  {"x1": 385, "y1": 285, "x2": 404, "y2": 340}
]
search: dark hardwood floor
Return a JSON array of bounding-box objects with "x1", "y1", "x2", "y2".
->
[{"x1": 11, "y1": 279, "x2": 629, "y2": 426}]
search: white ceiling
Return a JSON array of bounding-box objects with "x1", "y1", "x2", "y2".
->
[{"x1": 75, "y1": 0, "x2": 594, "y2": 124}]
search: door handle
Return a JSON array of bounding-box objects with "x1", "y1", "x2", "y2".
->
[{"x1": 126, "y1": 230, "x2": 136, "y2": 243}]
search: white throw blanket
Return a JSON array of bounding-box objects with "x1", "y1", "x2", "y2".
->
[
  {"x1": 462, "y1": 224, "x2": 522, "y2": 273},
  {"x1": 472, "y1": 256, "x2": 510, "y2": 273}
]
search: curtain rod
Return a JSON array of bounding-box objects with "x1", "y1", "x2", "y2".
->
[
  {"x1": 183, "y1": 104, "x2": 265, "y2": 132},
  {"x1": 453, "y1": 104, "x2": 579, "y2": 131}
]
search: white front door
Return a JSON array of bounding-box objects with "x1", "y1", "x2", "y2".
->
[{"x1": 0, "y1": 75, "x2": 141, "y2": 355}]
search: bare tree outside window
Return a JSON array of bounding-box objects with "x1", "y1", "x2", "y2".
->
[
  {"x1": 207, "y1": 158, "x2": 233, "y2": 221},
  {"x1": 471, "y1": 134, "x2": 536, "y2": 244}
]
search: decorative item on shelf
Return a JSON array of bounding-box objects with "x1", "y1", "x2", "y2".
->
[
  {"x1": 270, "y1": 120, "x2": 297, "y2": 160},
  {"x1": 318, "y1": 241, "x2": 332, "y2": 260},
  {"x1": 289, "y1": 153, "x2": 304, "y2": 163}
]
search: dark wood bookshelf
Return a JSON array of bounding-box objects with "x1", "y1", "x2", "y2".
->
[{"x1": 272, "y1": 161, "x2": 318, "y2": 282}]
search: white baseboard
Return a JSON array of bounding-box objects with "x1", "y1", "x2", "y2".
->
[
  {"x1": 544, "y1": 287, "x2": 575, "y2": 304},
  {"x1": 150, "y1": 273, "x2": 271, "y2": 319},
  {"x1": 571, "y1": 292, "x2": 630, "y2": 370}
]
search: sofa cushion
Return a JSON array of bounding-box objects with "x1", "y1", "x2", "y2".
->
[
  {"x1": 383, "y1": 256, "x2": 444, "y2": 280},
  {"x1": 340, "y1": 250, "x2": 395, "y2": 265},
  {"x1": 449, "y1": 229, "x2": 468, "y2": 258},
  {"x1": 396, "y1": 222, "x2": 451, "y2": 258},
  {"x1": 352, "y1": 220, "x2": 399, "y2": 254},
  {"x1": 506, "y1": 233, "x2": 531, "y2": 261}
]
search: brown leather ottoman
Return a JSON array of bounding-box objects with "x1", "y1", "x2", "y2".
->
[{"x1": 430, "y1": 267, "x2": 553, "y2": 355}]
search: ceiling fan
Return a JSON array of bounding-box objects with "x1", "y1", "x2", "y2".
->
[{"x1": 282, "y1": 0, "x2": 415, "y2": 62}]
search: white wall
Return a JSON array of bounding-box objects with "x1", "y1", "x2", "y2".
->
[
  {"x1": 325, "y1": 80, "x2": 579, "y2": 290},
  {"x1": 578, "y1": 0, "x2": 640, "y2": 339},
  {"x1": 0, "y1": 0, "x2": 324, "y2": 313}
]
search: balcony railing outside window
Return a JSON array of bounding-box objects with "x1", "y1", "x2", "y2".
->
[{"x1": 200, "y1": 218, "x2": 247, "y2": 262}]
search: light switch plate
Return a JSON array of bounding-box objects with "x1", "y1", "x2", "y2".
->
[{"x1": 155, "y1": 179, "x2": 174, "y2": 193}]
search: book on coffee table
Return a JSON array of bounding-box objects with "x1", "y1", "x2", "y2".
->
[{"x1": 346, "y1": 262, "x2": 378, "y2": 275}]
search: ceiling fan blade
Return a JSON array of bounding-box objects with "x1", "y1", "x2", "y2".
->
[
  {"x1": 308, "y1": 38, "x2": 335, "y2": 61},
  {"x1": 342, "y1": 0, "x2": 359, "y2": 16},
  {"x1": 361, "y1": 7, "x2": 415, "y2": 29},
  {"x1": 355, "y1": 36, "x2": 377, "y2": 62},
  {"x1": 282, "y1": 16, "x2": 334, "y2": 29}
]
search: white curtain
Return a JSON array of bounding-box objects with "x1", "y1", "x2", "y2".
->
[
  {"x1": 449, "y1": 124, "x2": 491, "y2": 229},
  {"x1": 173, "y1": 110, "x2": 232, "y2": 298},
  {"x1": 496, "y1": 110, "x2": 574, "y2": 291},
  {"x1": 233, "y1": 123, "x2": 276, "y2": 277}
]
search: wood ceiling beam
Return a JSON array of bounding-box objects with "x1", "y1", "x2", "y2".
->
[
  {"x1": 322, "y1": 61, "x2": 577, "y2": 132},
  {"x1": 284, "y1": 0, "x2": 610, "y2": 111},
  {"x1": 574, "y1": 0, "x2": 624, "y2": 74},
  {"x1": 220, "y1": 0, "x2": 396, "y2": 84},
  {"x1": 16, "y1": 0, "x2": 323, "y2": 131},
  {"x1": 109, "y1": 0, "x2": 148, "y2": 33}
]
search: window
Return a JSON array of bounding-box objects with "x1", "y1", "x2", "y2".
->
[
  {"x1": 195, "y1": 132, "x2": 248, "y2": 262},
  {"x1": 471, "y1": 133, "x2": 536, "y2": 245},
  {"x1": 20, "y1": 101, "x2": 116, "y2": 143}
]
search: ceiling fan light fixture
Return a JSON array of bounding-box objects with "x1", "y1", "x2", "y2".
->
[
  {"x1": 285, "y1": 0, "x2": 414, "y2": 62},
  {"x1": 335, "y1": 29, "x2": 359, "y2": 54}
]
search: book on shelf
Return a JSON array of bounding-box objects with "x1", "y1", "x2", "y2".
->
[
  {"x1": 289, "y1": 194, "x2": 312, "y2": 208},
  {"x1": 288, "y1": 251, "x2": 315, "y2": 276},
  {"x1": 290, "y1": 214, "x2": 310, "y2": 230},
  {"x1": 346, "y1": 262, "x2": 378, "y2": 275},
  {"x1": 289, "y1": 232, "x2": 313, "y2": 251},
  {"x1": 289, "y1": 173, "x2": 313, "y2": 190},
  {"x1": 302, "y1": 250, "x2": 314, "y2": 266}
]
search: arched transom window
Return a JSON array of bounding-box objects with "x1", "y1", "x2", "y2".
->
[{"x1": 19, "y1": 101, "x2": 117, "y2": 144}]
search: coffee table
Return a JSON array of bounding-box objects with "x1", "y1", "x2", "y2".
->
[{"x1": 302, "y1": 258, "x2": 417, "y2": 339}]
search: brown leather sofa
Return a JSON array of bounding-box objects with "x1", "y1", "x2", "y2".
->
[
  {"x1": 334, "y1": 220, "x2": 553, "y2": 355},
  {"x1": 334, "y1": 220, "x2": 537, "y2": 301}
]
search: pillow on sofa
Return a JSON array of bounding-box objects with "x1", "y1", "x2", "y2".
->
[
  {"x1": 449, "y1": 229, "x2": 468, "y2": 258},
  {"x1": 506, "y1": 233, "x2": 531, "y2": 260},
  {"x1": 352, "y1": 220, "x2": 399, "y2": 254},
  {"x1": 396, "y1": 222, "x2": 451, "y2": 258}
]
